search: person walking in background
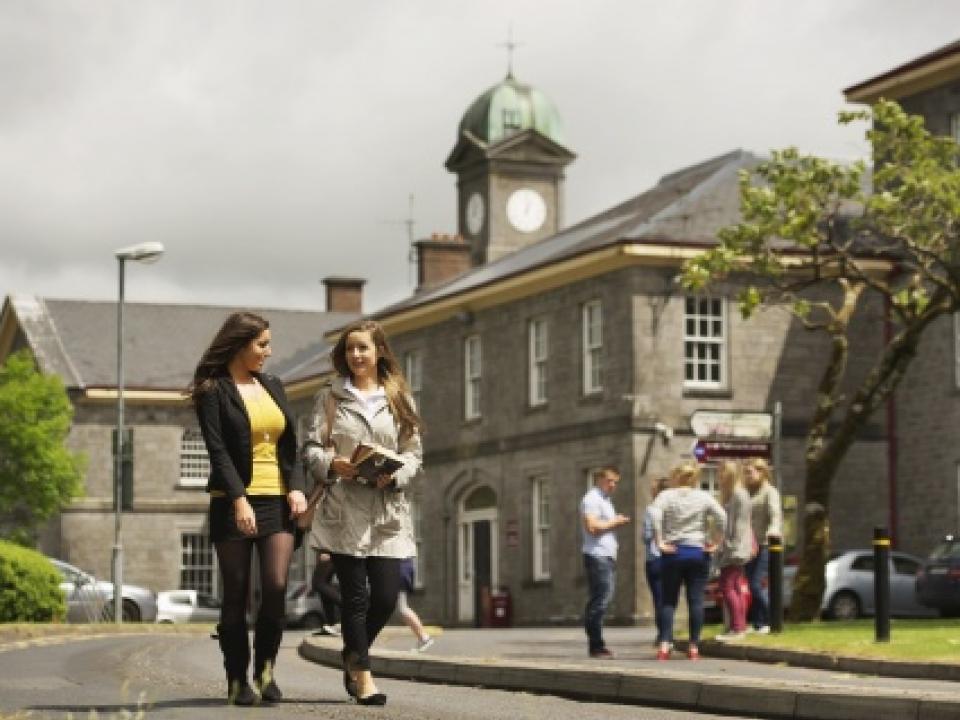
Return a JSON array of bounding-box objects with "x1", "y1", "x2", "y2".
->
[
  {"x1": 580, "y1": 466, "x2": 631, "y2": 659},
  {"x1": 397, "y1": 557, "x2": 434, "y2": 652},
  {"x1": 715, "y1": 460, "x2": 755, "y2": 642},
  {"x1": 642, "y1": 476, "x2": 671, "y2": 648},
  {"x1": 303, "y1": 319, "x2": 422, "y2": 707},
  {"x1": 310, "y1": 551, "x2": 341, "y2": 636},
  {"x1": 652, "y1": 461, "x2": 725, "y2": 661},
  {"x1": 743, "y1": 457, "x2": 782, "y2": 634},
  {"x1": 190, "y1": 311, "x2": 307, "y2": 705}
]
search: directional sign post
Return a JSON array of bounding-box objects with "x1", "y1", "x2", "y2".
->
[{"x1": 690, "y1": 410, "x2": 774, "y2": 463}]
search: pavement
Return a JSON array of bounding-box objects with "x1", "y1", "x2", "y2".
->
[{"x1": 299, "y1": 626, "x2": 960, "y2": 720}]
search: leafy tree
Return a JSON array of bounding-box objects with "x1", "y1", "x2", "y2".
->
[
  {"x1": 0, "y1": 349, "x2": 84, "y2": 545},
  {"x1": 683, "y1": 100, "x2": 960, "y2": 620}
]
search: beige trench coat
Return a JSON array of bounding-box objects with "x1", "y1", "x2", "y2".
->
[{"x1": 302, "y1": 376, "x2": 421, "y2": 558}]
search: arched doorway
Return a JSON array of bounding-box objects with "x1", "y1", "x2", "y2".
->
[{"x1": 457, "y1": 485, "x2": 499, "y2": 625}]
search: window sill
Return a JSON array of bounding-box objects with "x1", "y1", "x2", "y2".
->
[
  {"x1": 521, "y1": 578, "x2": 553, "y2": 589},
  {"x1": 525, "y1": 402, "x2": 549, "y2": 415},
  {"x1": 177, "y1": 482, "x2": 207, "y2": 491},
  {"x1": 579, "y1": 391, "x2": 605, "y2": 404},
  {"x1": 682, "y1": 386, "x2": 732, "y2": 399}
]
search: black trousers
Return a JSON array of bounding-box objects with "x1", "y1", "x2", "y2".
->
[{"x1": 331, "y1": 554, "x2": 401, "y2": 670}]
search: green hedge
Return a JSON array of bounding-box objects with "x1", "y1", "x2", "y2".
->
[{"x1": 0, "y1": 540, "x2": 65, "y2": 622}]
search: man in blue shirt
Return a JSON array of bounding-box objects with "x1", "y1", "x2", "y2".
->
[{"x1": 580, "y1": 466, "x2": 631, "y2": 658}]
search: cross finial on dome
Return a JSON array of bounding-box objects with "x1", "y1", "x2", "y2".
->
[{"x1": 497, "y1": 24, "x2": 523, "y2": 79}]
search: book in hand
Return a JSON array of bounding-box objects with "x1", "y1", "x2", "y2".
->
[{"x1": 349, "y1": 443, "x2": 405, "y2": 484}]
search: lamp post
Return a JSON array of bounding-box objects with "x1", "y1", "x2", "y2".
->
[{"x1": 112, "y1": 241, "x2": 164, "y2": 623}]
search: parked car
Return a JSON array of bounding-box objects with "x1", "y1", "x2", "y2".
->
[
  {"x1": 51, "y1": 558, "x2": 158, "y2": 623},
  {"x1": 782, "y1": 550, "x2": 934, "y2": 619},
  {"x1": 156, "y1": 589, "x2": 221, "y2": 624},
  {"x1": 916, "y1": 535, "x2": 960, "y2": 616},
  {"x1": 285, "y1": 580, "x2": 325, "y2": 629}
]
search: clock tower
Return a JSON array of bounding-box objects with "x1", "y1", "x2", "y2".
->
[{"x1": 446, "y1": 73, "x2": 575, "y2": 266}]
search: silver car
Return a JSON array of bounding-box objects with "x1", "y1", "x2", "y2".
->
[
  {"x1": 782, "y1": 550, "x2": 935, "y2": 619},
  {"x1": 156, "y1": 589, "x2": 221, "y2": 624},
  {"x1": 51, "y1": 558, "x2": 158, "y2": 623}
]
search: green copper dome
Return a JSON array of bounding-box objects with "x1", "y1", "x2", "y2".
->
[{"x1": 458, "y1": 74, "x2": 565, "y2": 146}]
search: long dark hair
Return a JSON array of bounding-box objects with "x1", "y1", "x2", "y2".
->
[
  {"x1": 331, "y1": 319, "x2": 422, "y2": 440},
  {"x1": 188, "y1": 311, "x2": 269, "y2": 405}
]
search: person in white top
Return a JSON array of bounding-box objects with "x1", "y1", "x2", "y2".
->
[
  {"x1": 651, "y1": 461, "x2": 725, "y2": 660},
  {"x1": 580, "y1": 466, "x2": 630, "y2": 658}
]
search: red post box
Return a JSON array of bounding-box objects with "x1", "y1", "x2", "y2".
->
[{"x1": 489, "y1": 587, "x2": 512, "y2": 628}]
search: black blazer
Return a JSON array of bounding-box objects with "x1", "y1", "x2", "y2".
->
[{"x1": 195, "y1": 372, "x2": 305, "y2": 500}]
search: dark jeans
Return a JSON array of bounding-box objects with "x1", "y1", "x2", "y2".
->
[
  {"x1": 331, "y1": 554, "x2": 401, "y2": 670},
  {"x1": 583, "y1": 554, "x2": 616, "y2": 652},
  {"x1": 644, "y1": 557, "x2": 666, "y2": 643},
  {"x1": 745, "y1": 545, "x2": 770, "y2": 629},
  {"x1": 660, "y1": 547, "x2": 710, "y2": 645}
]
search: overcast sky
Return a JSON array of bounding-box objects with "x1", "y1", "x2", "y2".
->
[{"x1": 2, "y1": 1, "x2": 959, "y2": 314}]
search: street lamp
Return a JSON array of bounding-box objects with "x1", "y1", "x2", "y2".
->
[{"x1": 112, "y1": 241, "x2": 164, "y2": 623}]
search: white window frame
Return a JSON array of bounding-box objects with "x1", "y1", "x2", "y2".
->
[
  {"x1": 582, "y1": 300, "x2": 603, "y2": 395},
  {"x1": 528, "y1": 318, "x2": 548, "y2": 406},
  {"x1": 464, "y1": 335, "x2": 482, "y2": 420},
  {"x1": 179, "y1": 531, "x2": 217, "y2": 596},
  {"x1": 532, "y1": 476, "x2": 551, "y2": 581},
  {"x1": 683, "y1": 296, "x2": 727, "y2": 390},
  {"x1": 404, "y1": 349, "x2": 423, "y2": 409},
  {"x1": 179, "y1": 428, "x2": 210, "y2": 487}
]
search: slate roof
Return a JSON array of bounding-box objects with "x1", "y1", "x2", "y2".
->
[
  {"x1": 374, "y1": 149, "x2": 758, "y2": 320},
  {"x1": 6, "y1": 296, "x2": 356, "y2": 390}
]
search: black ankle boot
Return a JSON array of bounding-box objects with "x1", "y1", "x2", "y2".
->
[
  {"x1": 253, "y1": 618, "x2": 284, "y2": 703},
  {"x1": 217, "y1": 623, "x2": 254, "y2": 705},
  {"x1": 228, "y1": 678, "x2": 258, "y2": 706}
]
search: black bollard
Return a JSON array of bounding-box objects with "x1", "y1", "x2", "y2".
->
[
  {"x1": 768, "y1": 534, "x2": 784, "y2": 633},
  {"x1": 874, "y1": 526, "x2": 891, "y2": 643}
]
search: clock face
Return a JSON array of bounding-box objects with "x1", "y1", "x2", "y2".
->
[
  {"x1": 506, "y1": 188, "x2": 547, "y2": 233},
  {"x1": 466, "y1": 192, "x2": 484, "y2": 236}
]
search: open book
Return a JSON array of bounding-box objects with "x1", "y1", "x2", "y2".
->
[{"x1": 350, "y1": 443, "x2": 406, "y2": 483}]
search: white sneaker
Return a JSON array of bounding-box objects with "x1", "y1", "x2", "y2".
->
[
  {"x1": 715, "y1": 631, "x2": 747, "y2": 643},
  {"x1": 320, "y1": 624, "x2": 340, "y2": 636},
  {"x1": 416, "y1": 635, "x2": 434, "y2": 652},
  {"x1": 755, "y1": 625, "x2": 771, "y2": 635}
]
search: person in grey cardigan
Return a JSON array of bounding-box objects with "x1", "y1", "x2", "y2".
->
[
  {"x1": 715, "y1": 460, "x2": 754, "y2": 641},
  {"x1": 744, "y1": 457, "x2": 782, "y2": 634},
  {"x1": 303, "y1": 319, "x2": 423, "y2": 707}
]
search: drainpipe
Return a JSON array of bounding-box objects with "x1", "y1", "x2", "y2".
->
[{"x1": 883, "y1": 292, "x2": 899, "y2": 549}]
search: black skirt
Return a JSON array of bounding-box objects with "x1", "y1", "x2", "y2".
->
[{"x1": 208, "y1": 495, "x2": 296, "y2": 543}]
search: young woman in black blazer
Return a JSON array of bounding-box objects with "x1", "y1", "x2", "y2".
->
[{"x1": 190, "y1": 311, "x2": 307, "y2": 705}]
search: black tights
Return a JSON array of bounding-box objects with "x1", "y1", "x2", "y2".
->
[
  {"x1": 331, "y1": 554, "x2": 401, "y2": 670},
  {"x1": 216, "y1": 532, "x2": 295, "y2": 627}
]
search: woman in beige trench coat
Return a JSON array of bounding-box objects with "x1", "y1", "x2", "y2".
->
[{"x1": 302, "y1": 319, "x2": 422, "y2": 707}]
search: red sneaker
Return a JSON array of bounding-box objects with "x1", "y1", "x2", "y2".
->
[
  {"x1": 655, "y1": 647, "x2": 670, "y2": 661},
  {"x1": 687, "y1": 646, "x2": 700, "y2": 661}
]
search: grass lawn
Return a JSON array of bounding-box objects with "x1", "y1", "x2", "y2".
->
[{"x1": 703, "y1": 619, "x2": 960, "y2": 663}]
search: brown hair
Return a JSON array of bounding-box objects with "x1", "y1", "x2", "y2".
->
[
  {"x1": 331, "y1": 319, "x2": 422, "y2": 440},
  {"x1": 189, "y1": 311, "x2": 269, "y2": 404},
  {"x1": 593, "y1": 466, "x2": 620, "y2": 484}
]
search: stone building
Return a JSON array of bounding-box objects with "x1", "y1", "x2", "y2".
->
[
  {"x1": 845, "y1": 38, "x2": 960, "y2": 556},
  {"x1": 0, "y1": 287, "x2": 360, "y2": 597}
]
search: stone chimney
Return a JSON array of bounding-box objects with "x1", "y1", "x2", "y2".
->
[
  {"x1": 414, "y1": 233, "x2": 472, "y2": 292},
  {"x1": 322, "y1": 276, "x2": 365, "y2": 313}
]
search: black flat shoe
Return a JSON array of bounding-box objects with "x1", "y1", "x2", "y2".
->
[
  {"x1": 341, "y1": 649, "x2": 358, "y2": 698},
  {"x1": 357, "y1": 692, "x2": 387, "y2": 706}
]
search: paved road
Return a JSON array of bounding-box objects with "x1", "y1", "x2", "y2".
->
[{"x1": 0, "y1": 630, "x2": 762, "y2": 720}]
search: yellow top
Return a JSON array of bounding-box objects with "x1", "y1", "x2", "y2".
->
[
  {"x1": 244, "y1": 387, "x2": 286, "y2": 495},
  {"x1": 211, "y1": 386, "x2": 287, "y2": 497}
]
